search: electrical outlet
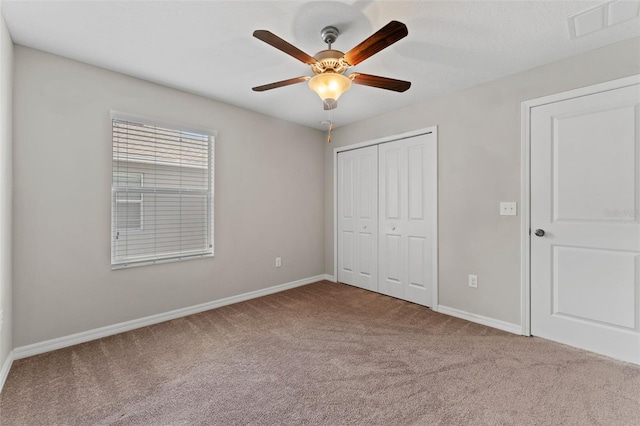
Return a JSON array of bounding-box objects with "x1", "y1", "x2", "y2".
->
[
  {"x1": 275, "y1": 257, "x2": 282, "y2": 268},
  {"x1": 468, "y1": 274, "x2": 478, "y2": 288},
  {"x1": 500, "y1": 202, "x2": 517, "y2": 216}
]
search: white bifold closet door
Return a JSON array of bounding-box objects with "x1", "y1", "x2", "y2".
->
[
  {"x1": 379, "y1": 134, "x2": 436, "y2": 307},
  {"x1": 337, "y1": 132, "x2": 437, "y2": 307},
  {"x1": 337, "y1": 145, "x2": 378, "y2": 291}
]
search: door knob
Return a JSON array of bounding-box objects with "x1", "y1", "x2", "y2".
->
[
  {"x1": 362, "y1": 225, "x2": 367, "y2": 229},
  {"x1": 534, "y1": 229, "x2": 545, "y2": 237},
  {"x1": 392, "y1": 226, "x2": 396, "y2": 231}
]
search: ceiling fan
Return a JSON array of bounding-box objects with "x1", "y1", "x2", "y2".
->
[{"x1": 252, "y1": 21, "x2": 411, "y2": 110}]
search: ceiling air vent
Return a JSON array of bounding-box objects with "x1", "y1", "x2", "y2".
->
[{"x1": 567, "y1": 0, "x2": 640, "y2": 39}]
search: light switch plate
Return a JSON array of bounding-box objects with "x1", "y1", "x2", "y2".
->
[{"x1": 500, "y1": 202, "x2": 517, "y2": 216}]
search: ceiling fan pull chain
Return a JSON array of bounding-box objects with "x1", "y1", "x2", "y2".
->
[{"x1": 327, "y1": 109, "x2": 334, "y2": 143}]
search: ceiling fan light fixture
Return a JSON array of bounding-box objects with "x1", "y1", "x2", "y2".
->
[{"x1": 308, "y1": 73, "x2": 351, "y2": 107}]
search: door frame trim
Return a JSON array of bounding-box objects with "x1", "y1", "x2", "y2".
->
[
  {"x1": 520, "y1": 74, "x2": 640, "y2": 336},
  {"x1": 333, "y1": 126, "x2": 439, "y2": 309}
]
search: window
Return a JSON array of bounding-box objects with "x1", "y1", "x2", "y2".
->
[{"x1": 111, "y1": 114, "x2": 215, "y2": 269}]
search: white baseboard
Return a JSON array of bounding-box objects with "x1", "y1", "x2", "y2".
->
[
  {"x1": 437, "y1": 305, "x2": 522, "y2": 335},
  {"x1": 13, "y1": 275, "x2": 326, "y2": 360},
  {"x1": 0, "y1": 350, "x2": 14, "y2": 394},
  {"x1": 323, "y1": 274, "x2": 336, "y2": 282}
]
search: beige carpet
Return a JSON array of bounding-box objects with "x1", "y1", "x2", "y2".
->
[{"x1": 1, "y1": 281, "x2": 639, "y2": 425}]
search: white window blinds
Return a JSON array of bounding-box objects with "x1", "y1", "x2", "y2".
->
[{"x1": 111, "y1": 115, "x2": 214, "y2": 269}]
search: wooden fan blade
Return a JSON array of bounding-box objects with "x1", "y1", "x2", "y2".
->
[
  {"x1": 253, "y1": 30, "x2": 317, "y2": 65},
  {"x1": 350, "y1": 73, "x2": 411, "y2": 92},
  {"x1": 342, "y1": 21, "x2": 408, "y2": 66},
  {"x1": 252, "y1": 76, "x2": 310, "y2": 92}
]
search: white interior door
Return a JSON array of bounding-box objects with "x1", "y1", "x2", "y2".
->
[
  {"x1": 337, "y1": 146, "x2": 378, "y2": 291},
  {"x1": 379, "y1": 133, "x2": 437, "y2": 307},
  {"x1": 530, "y1": 83, "x2": 640, "y2": 364}
]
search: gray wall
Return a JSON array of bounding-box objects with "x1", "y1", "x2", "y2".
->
[
  {"x1": 13, "y1": 46, "x2": 325, "y2": 347},
  {"x1": 0, "y1": 12, "x2": 13, "y2": 371},
  {"x1": 325, "y1": 37, "x2": 640, "y2": 326}
]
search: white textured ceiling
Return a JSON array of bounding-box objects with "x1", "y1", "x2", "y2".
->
[{"x1": 2, "y1": 1, "x2": 639, "y2": 129}]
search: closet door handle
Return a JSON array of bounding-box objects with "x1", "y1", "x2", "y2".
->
[
  {"x1": 392, "y1": 226, "x2": 396, "y2": 231},
  {"x1": 362, "y1": 225, "x2": 367, "y2": 229}
]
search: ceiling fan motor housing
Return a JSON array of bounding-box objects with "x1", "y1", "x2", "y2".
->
[{"x1": 311, "y1": 49, "x2": 348, "y2": 74}]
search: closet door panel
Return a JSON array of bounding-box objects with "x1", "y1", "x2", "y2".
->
[
  {"x1": 404, "y1": 136, "x2": 435, "y2": 307},
  {"x1": 408, "y1": 145, "x2": 425, "y2": 220},
  {"x1": 408, "y1": 236, "x2": 426, "y2": 288},
  {"x1": 355, "y1": 146, "x2": 378, "y2": 290},
  {"x1": 379, "y1": 143, "x2": 405, "y2": 298},
  {"x1": 338, "y1": 146, "x2": 378, "y2": 290},
  {"x1": 338, "y1": 155, "x2": 356, "y2": 285},
  {"x1": 379, "y1": 134, "x2": 436, "y2": 307},
  {"x1": 383, "y1": 234, "x2": 402, "y2": 294},
  {"x1": 384, "y1": 148, "x2": 402, "y2": 220}
]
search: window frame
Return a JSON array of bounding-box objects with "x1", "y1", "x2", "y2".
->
[{"x1": 110, "y1": 111, "x2": 217, "y2": 270}]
